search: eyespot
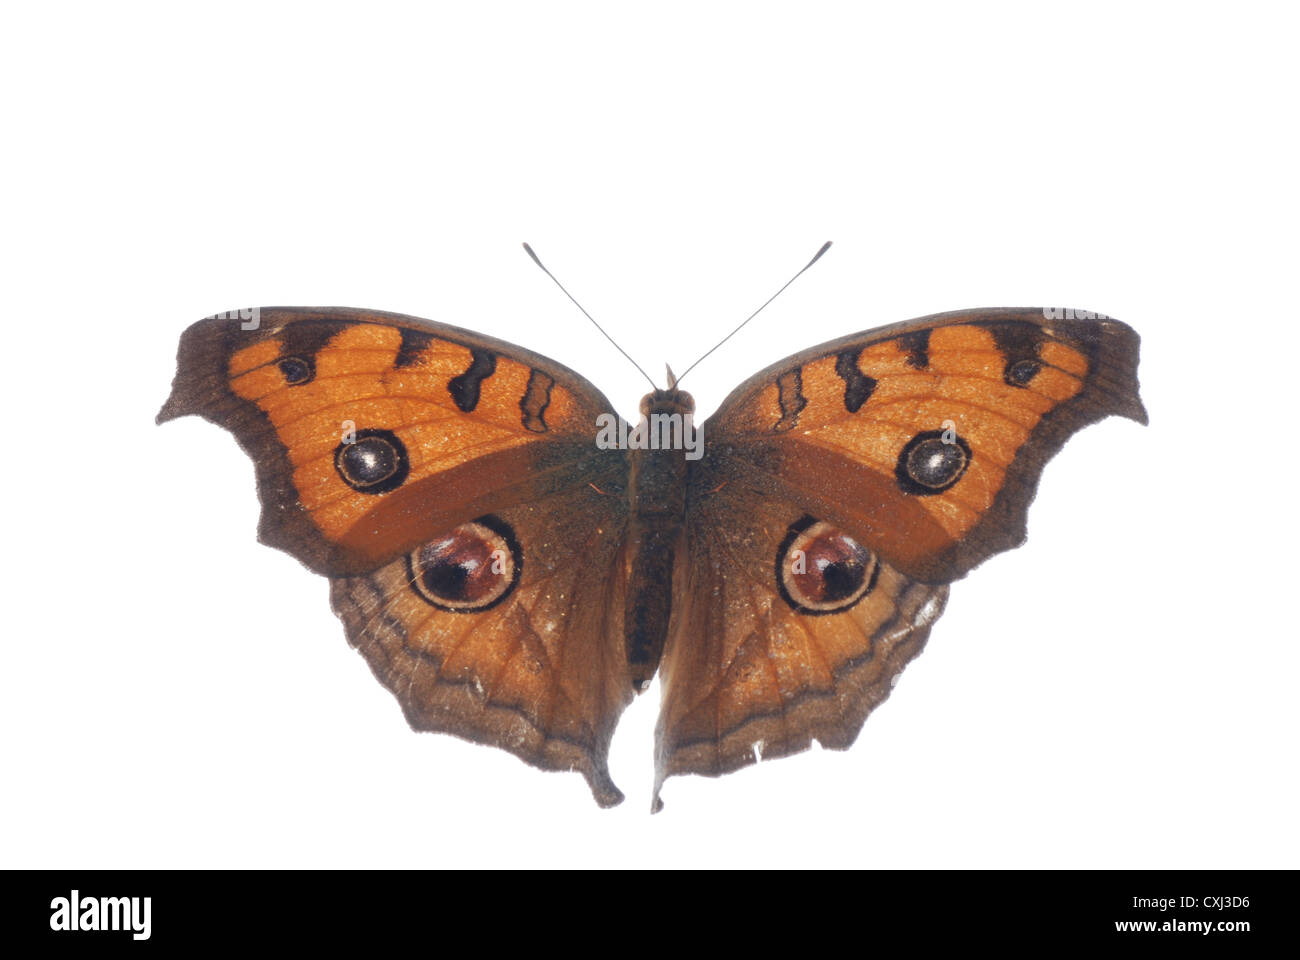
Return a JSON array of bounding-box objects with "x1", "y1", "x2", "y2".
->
[
  {"x1": 407, "y1": 516, "x2": 522, "y2": 613},
  {"x1": 1004, "y1": 358, "x2": 1041, "y2": 387},
  {"x1": 277, "y1": 355, "x2": 313, "y2": 385},
  {"x1": 775, "y1": 517, "x2": 879, "y2": 616},
  {"x1": 333, "y1": 429, "x2": 409, "y2": 494},
  {"x1": 895, "y1": 430, "x2": 971, "y2": 495}
]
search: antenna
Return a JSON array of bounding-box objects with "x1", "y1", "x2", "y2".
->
[
  {"x1": 522, "y1": 243, "x2": 656, "y2": 390},
  {"x1": 675, "y1": 241, "x2": 832, "y2": 386}
]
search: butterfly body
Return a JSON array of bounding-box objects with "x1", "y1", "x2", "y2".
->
[
  {"x1": 624, "y1": 387, "x2": 696, "y2": 690},
  {"x1": 160, "y1": 304, "x2": 1144, "y2": 810}
]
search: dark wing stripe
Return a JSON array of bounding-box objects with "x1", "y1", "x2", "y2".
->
[
  {"x1": 895, "y1": 329, "x2": 931, "y2": 369},
  {"x1": 774, "y1": 370, "x2": 808, "y2": 432},
  {"x1": 395, "y1": 328, "x2": 435, "y2": 368},
  {"x1": 448, "y1": 349, "x2": 498, "y2": 412},
  {"x1": 834, "y1": 349, "x2": 878, "y2": 413},
  {"x1": 520, "y1": 369, "x2": 555, "y2": 432}
]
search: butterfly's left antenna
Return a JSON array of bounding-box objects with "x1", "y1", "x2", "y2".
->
[{"x1": 522, "y1": 243, "x2": 657, "y2": 390}]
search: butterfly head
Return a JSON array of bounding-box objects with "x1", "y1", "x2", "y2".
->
[
  {"x1": 639, "y1": 363, "x2": 695, "y2": 418},
  {"x1": 640, "y1": 387, "x2": 694, "y2": 419}
]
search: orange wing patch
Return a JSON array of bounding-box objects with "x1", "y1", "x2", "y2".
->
[{"x1": 226, "y1": 323, "x2": 585, "y2": 543}]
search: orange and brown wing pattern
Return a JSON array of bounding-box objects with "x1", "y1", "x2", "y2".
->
[
  {"x1": 701, "y1": 308, "x2": 1146, "y2": 583},
  {"x1": 158, "y1": 308, "x2": 624, "y2": 576},
  {"x1": 654, "y1": 494, "x2": 948, "y2": 809},
  {"x1": 330, "y1": 482, "x2": 634, "y2": 807}
]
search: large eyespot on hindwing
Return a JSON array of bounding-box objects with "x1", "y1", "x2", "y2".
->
[
  {"x1": 406, "y1": 515, "x2": 522, "y2": 613},
  {"x1": 775, "y1": 516, "x2": 880, "y2": 616},
  {"x1": 895, "y1": 429, "x2": 971, "y2": 496},
  {"x1": 333, "y1": 428, "x2": 410, "y2": 494}
]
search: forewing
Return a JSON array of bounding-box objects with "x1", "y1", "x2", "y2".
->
[
  {"x1": 158, "y1": 307, "x2": 622, "y2": 576},
  {"x1": 703, "y1": 308, "x2": 1146, "y2": 583}
]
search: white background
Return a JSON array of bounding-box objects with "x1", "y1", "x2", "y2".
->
[{"x1": 1, "y1": 2, "x2": 1296, "y2": 869}]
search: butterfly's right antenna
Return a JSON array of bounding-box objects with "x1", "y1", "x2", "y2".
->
[
  {"x1": 522, "y1": 242, "x2": 657, "y2": 391},
  {"x1": 675, "y1": 241, "x2": 832, "y2": 386}
]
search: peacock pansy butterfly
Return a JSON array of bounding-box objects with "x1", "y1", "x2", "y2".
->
[{"x1": 158, "y1": 264, "x2": 1145, "y2": 810}]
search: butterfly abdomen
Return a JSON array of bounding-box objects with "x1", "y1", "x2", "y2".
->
[{"x1": 624, "y1": 389, "x2": 695, "y2": 692}]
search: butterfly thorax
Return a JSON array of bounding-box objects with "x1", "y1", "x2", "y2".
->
[
  {"x1": 624, "y1": 388, "x2": 695, "y2": 691},
  {"x1": 629, "y1": 388, "x2": 694, "y2": 515}
]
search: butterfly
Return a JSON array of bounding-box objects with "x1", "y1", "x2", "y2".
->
[{"x1": 158, "y1": 270, "x2": 1145, "y2": 811}]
